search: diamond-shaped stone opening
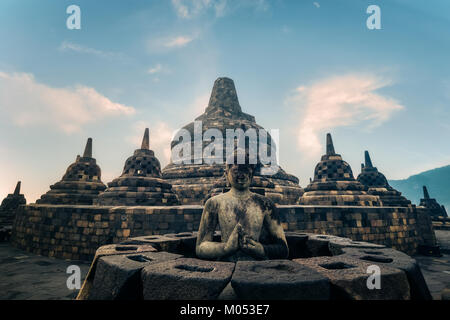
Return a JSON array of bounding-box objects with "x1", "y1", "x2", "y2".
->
[
  {"x1": 319, "y1": 262, "x2": 355, "y2": 270},
  {"x1": 361, "y1": 255, "x2": 393, "y2": 263},
  {"x1": 252, "y1": 263, "x2": 296, "y2": 274},
  {"x1": 115, "y1": 246, "x2": 138, "y2": 251},
  {"x1": 127, "y1": 255, "x2": 153, "y2": 263},
  {"x1": 175, "y1": 264, "x2": 214, "y2": 273}
]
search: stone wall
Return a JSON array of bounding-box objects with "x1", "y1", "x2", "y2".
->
[
  {"x1": 11, "y1": 204, "x2": 437, "y2": 261},
  {"x1": 432, "y1": 216, "x2": 450, "y2": 230}
]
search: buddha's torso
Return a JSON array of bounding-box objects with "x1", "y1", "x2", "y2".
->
[{"x1": 210, "y1": 191, "x2": 274, "y2": 249}]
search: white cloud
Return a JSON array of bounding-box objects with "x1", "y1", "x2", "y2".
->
[
  {"x1": 164, "y1": 36, "x2": 194, "y2": 48},
  {"x1": 313, "y1": 2, "x2": 320, "y2": 8},
  {"x1": 59, "y1": 41, "x2": 125, "y2": 60},
  {"x1": 125, "y1": 92, "x2": 210, "y2": 166},
  {"x1": 147, "y1": 34, "x2": 196, "y2": 53},
  {"x1": 172, "y1": 0, "x2": 226, "y2": 18},
  {"x1": 148, "y1": 64, "x2": 163, "y2": 74},
  {"x1": 171, "y1": 0, "x2": 268, "y2": 19},
  {"x1": 0, "y1": 71, "x2": 135, "y2": 133},
  {"x1": 289, "y1": 74, "x2": 404, "y2": 156},
  {"x1": 127, "y1": 121, "x2": 176, "y2": 166}
]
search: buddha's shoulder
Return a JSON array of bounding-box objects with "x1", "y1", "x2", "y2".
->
[
  {"x1": 205, "y1": 193, "x2": 228, "y2": 207},
  {"x1": 250, "y1": 193, "x2": 275, "y2": 210}
]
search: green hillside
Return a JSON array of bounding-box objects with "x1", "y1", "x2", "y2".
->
[{"x1": 389, "y1": 165, "x2": 450, "y2": 209}]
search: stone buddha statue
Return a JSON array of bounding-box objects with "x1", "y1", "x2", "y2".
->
[{"x1": 196, "y1": 150, "x2": 289, "y2": 262}]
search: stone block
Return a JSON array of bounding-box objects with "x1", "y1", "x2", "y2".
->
[
  {"x1": 341, "y1": 247, "x2": 432, "y2": 300},
  {"x1": 231, "y1": 260, "x2": 330, "y2": 300},
  {"x1": 119, "y1": 235, "x2": 181, "y2": 253},
  {"x1": 142, "y1": 258, "x2": 234, "y2": 300},
  {"x1": 294, "y1": 255, "x2": 410, "y2": 300},
  {"x1": 88, "y1": 251, "x2": 182, "y2": 300}
]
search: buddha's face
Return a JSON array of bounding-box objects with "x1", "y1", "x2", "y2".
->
[{"x1": 226, "y1": 164, "x2": 253, "y2": 191}]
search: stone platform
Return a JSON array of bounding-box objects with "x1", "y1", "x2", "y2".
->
[
  {"x1": 76, "y1": 232, "x2": 431, "y2": 300},
  {"x1": 10, "y1": 203, "x2": 437, "y2": 261},
  {"x1": 2, "y1": 234, "x2": 449, "y2": 300}
]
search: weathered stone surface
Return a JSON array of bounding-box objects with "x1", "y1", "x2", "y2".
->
[
  {"x1": 340, "y1": 247, "x2": 432, "y2": 300},
  {"x1": 36, "y1": 138, "x2": 106, "y2": 205},
  {"x1": 327, "y1": 236, "x2": 386, "y2": 255},
  {"x1": 442, "y1": 286, "x2": 450, "y2": 300},
  {"x1": 357, "y1": 151, "x2": 412, "y2": 207},
  {"x1": 164, "y1": 232, "x2": 197, "y2": 256},
  {"x1": 285, "y1": 232, "x2": 309, "y2": 259},
  {"x1": 299, "y1": 134, "x2": 382, "y2": 206},
  {"x1": 0, "y1": 181, "x2": 26, "y2": 228},
  {"x1": 74, "y1": 233, "x2": 431, "y2": 300},
  {"x1": 95, "y1": 243, "x2": 157, "y2": 257},
  {"x1": 294, "y1": 255, "x2": 410, "y2": 300},
  {"x1": 88, "y1": 251, "x2": 181, "y2": 300},
  {"x1": 196, "y1": 156, "x2": 289, "y2": 262},
  {"x1": 0, "y1": 226, "x2": 12, "y2": 242},
  {"x1": 231, "y1": 260, "x2": 330, "y2": 300},
  {"x1": 162, "y1": 77, "x2": 303, "y2": 205},
  {"x1": 11, "y1": 202, "x2": 438, "y2": 261},
  {"x1": 419, "y1": 186, "x2": 448, "y2": 217},
  {"x1": 142, "y1": 258, "x2": 234, "y2": 300},
  {"x1": 76, "y1": 243, "x2": 158, "y2": 300},
  {"x1": 121, "y1": 235, "x2": 182, "y2": 253}
]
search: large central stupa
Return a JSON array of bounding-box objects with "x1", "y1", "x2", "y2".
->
[{"x1": 162, "y1": 77, "x2": 303, "y2": 205}]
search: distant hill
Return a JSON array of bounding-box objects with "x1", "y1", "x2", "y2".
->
[{"x1": 389, "y1": 165, "x2": 450, "y2": 209}]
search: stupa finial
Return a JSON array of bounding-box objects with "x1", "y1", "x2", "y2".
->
[
  {"x1": 141, "y1": 128, "x2": 150, "y2": 150},
  {"x1": 423, "y1": 185, "x2": 430, "y2": 199},
  {"x1": 326, "y1": 133, "x2": 335, "y2": 156},
  {"x1": 206, "y1": 77, "x2": 242, "y2": 114},
  {"x1": 13, "y1": 181, "x2": 21, "y2": 195},
  {"x1": 364, "y1": 150, "x2": 373, "y2": 168},
  {"x1": 83, "y1": 138, "x2": 92, "y2": 158}
]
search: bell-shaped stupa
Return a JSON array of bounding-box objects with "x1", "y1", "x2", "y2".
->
[
  {"x1": 96, "y1": 129, "x2": 179, "y2": 206},
  {"x1": 0, "y1": 181, "x2": 26, "y2": 227},
  {"x1": 357, "y1": 151, "x2": 411, "y2": 207},
  {"x1": 162, "y1": 77, "x2": 303, "y2": 204},
  {"x1": 36, "y1": 138, "x2": 106, "y2": 205},
  {"x1": 298, "y1": 134, "x2": 382, "y2": 206},
  {"x1": 419, "y1": 186, "x2": 448, "y2": 217}
]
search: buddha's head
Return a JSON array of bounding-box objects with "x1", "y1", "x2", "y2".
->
[{"x1": 225, "y1": 148, "x2": 257, "y2": 191}]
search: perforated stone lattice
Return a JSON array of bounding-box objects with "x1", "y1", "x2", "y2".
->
[
  {"x1": 122, "y1": 150, "x2": 161, "y2": 177},
  {"x1": 357, "y1": 169, "x2": 389, "y2": 188},
  {"x1": 314, "y1": 159, "x2": 354, "y2": 182},
  {"x1": 63, "y1": 160, "x2": 101, "y2": 181}
]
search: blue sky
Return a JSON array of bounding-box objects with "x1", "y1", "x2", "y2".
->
[{"x1": 0, "y1": 0, "x2": 449, "y2": 203}]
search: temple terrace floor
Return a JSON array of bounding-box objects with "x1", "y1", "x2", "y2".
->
[{"x1": 0, "y1": 230, "x2": 449, "y2": 300}]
